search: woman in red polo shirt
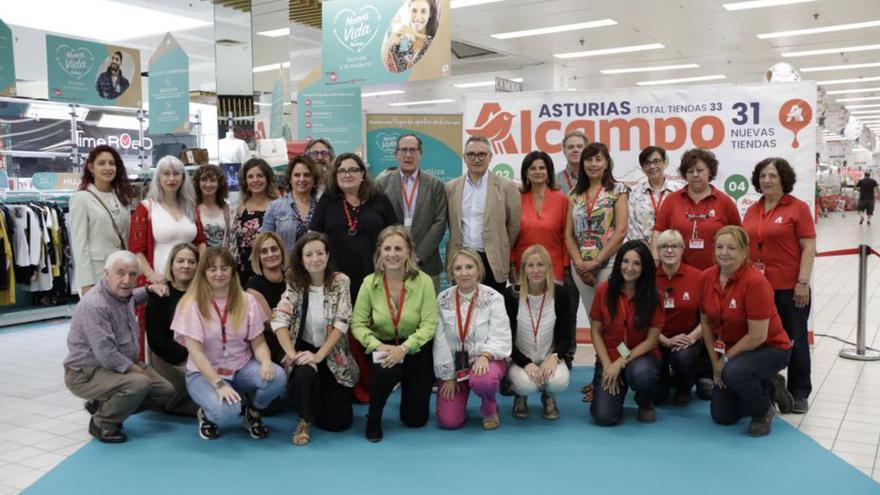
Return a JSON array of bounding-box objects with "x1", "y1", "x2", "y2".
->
[
  {"x1": 589, "y1": 240, "x2": 663, "y2": 426},
  {"x1": 742, "y1": 158, "x2": 815, "y2": 415},
  {"x1": 699, "y1": 226, "x2": 793, "y2": 437},
  {"x1": 653, "y1": 148, "x2": 741, "y2": 270},
  {"x1": 653, "y1": 229, "x2": 707, "y2": 406}
]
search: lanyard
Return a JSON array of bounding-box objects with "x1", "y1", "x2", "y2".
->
[
  {"x1": 211, "y1": 299, "x2": 230, "y2": 352},
  {"x1": 455, "y1": 288, "x2": 479, "y2": 350},
  {"x1": 563, "y1": 169, "x2": 575, "y2": 190},
  {"x1": 526, "y1": 293, "x2": 547, "y2": 344},
  {"x1": 342, "y1": 199, "x2": 359, "y2": 236},
  {"x1": 400, "y1": 173, "x2": 419, "y2": 215},
  {"x1": 383, "y1": 276, "x2": 407, "y2": 345},
  {"x1": 648, "y1": 189, "x2": 666, "y2": 218},
  {"x1": 583, "y1": 187, "x2": 602, "y2": 236},
  {"x1": 755, "y1": 199, "x2": 782, "y2": 255},
  {"x1": 712, "y1": 277, "x2": 738, "y2": 341}
]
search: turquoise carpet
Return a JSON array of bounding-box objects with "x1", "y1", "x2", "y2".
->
[{"x1": 23, "y1": 367, "x2": 880, "y2": 495}]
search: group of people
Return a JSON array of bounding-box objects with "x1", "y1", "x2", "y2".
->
[{"x1": 63, "y1": 131, "x2": 817, "y2": 446}]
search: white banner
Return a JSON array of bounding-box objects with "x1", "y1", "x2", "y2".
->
[{"x1": 463, "y1": 82, "x2": 817, "y2": 212}]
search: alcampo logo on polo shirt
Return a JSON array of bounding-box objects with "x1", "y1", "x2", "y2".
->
[
  {"x1": 729, "y1": 299, "x2": 737, "y2": 309},
  {"x1": 774, "y1": 216, "x2": 784, "y2": 223},
  {"x1": 682, "y1": 292, "x2": 691, "y2": 301}
]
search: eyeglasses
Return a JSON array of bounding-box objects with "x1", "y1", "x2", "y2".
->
[
  {"x1": 643, "y1": 158, "x2": 664, "y2": 167},
  {"x1": 397, "y1": 147, "x2": 420, "y2": 155},
  {"x1": 336, "y1": 167, "x2": 363, "y2": 177},
  {"x1": 659, "y1": 244, "x2": 683, "y2": 251},
  {"x1": 308, "y1": 150, "x2": 331, "y2": 158},
  {"x1": 464, "y1": 152, "x2": 489, "y2": 161}
]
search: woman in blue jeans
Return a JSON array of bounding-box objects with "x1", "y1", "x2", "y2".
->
[
  {"x1": 588, "y1": 240, "x2": 663, "y2": 425},
  {"x1": 172, "y1": 247, "x2": 286, "y2": 440}
]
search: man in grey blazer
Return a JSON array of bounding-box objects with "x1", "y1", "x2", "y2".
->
[
  {"x1": 446, "y1": 135, "x2": 521, "y2": 294},
  {"x1": 375, "y1": 134, "x2": 448, "y2": 292}
]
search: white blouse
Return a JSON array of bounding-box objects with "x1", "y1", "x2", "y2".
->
[
  {"x1": 151, "y1": 202, "x2": 197, "y2": 276},
  {"x1": 516, "y1": 294, "x2": 556, "y2": 363},
  {"x1": 303, "y1": 286, "x2": 327, "y2": 347},
  {"x1": 433, "y1": 284, "x2": 511, "y2": 381}
]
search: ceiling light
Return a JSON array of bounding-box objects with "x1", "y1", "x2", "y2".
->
[
  {"x1": 801, "y1": 62, "x2": 880, "y2": 73},
  {"x1": 845, "y1": 103, "x2": 880, "y2": 109},
  {"x1": 758, "y1": 20, "x2": 880, "y2": 39},
  {"x1": 600, "y1": 63, "x2": 700, "y2": 75},
  {"x1": 454, "y1": 81, "x2": 496, "y2": 88},
  {"x1": 837, "y1": 96, "x2": 880, "y2": 102},
  {"x1": 818, "y1": 75, "x2": 880, "y2": 86},
  {"x1": 98, "y1": 114, "x2": 144, "y2": 130},
  {"x1": 3, "y1": 0, "x2": 211, "y2": 42},
  {"x1": 636, "y1": 74, "x2": 726, "y2": 86},
  {"x1": 782, "y1": 44, "x2": 880, "y2": 58},
  {"x1": 554, "y1": 43, "x2": 664, "y2": 59},
  {"x1": 26, "y1": 103, "x2": 88, "y2": 121},
  {"x1": 361, "y1": 90, "x2": 406, "y2": 97},
  {"x1": 388, "y1": 99, "x2": 456, "y2": 107},
  {"x1": 258, "y1": 28, "x2": 290, "y2": 38},
  {"x1": 826, "y1": 87, "x2": 880, "y2": 95},
  {"x1": 723, "y1": 0, "x2": 817, "y2": 10},
  {"x1": 491, "y1": 19, "x2": 616, "y2": 40},
  {"x1": 253, "y1": 62, "x2": 291, "y2": 73},
  {"x1": 451, "y1": 0, "x2": 504, "y2": 7},
  {"x1": 849, "y1": 110, "x2": 880, "y2": 115}
]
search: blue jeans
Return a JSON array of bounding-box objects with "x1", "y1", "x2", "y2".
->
[
  {"x1": 186, "y1": 359, "x2": 286, "y2": 425},
  {"x1": 655, "y1": 343, "x2": 702, "y2": 403},
  {"x1": 590, "y1": 355, "x2": 660, "y2": 426},
  {"x1": 711, "y1": 346, "x2": 791, "y2": 423}
]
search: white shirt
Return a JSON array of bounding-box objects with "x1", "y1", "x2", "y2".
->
[
  {"x1": 218, "y1": 137, "x2": 250, "y2": 164},
  {"x1": 461, "y1": 173, "x2": 488, "y2": 251},
  {"x1": 303, "y1": 286, "x2": 326, "y2": 347},
  {"x1": 150, "y1": 201, "x2": 197, "y2": 276},
  {"x1": 516, "y1": 294, "x2": 556, "y2": 363},
  {"x1": 399, "y1": 170, "x2": 419, "y2": 228}
]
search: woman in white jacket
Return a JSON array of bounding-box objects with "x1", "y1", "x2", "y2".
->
[{"x1": 434, "y1": 248, "x2": 511, "y2": 430}]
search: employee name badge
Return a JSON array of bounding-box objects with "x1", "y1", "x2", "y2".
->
[
  {"x1": 216, "y1": 367, "x2": 234, "y2": 379},
  {"x1": 372, "y1": 350, "x2": 389, "y2": 363},
  {"x1": 583, "y1": 239, "x2": 598, "y2": 250},
  {"x1": 404, "y1": 216, "x2": 413, "y2": 228},
  {"x1": 454, "y1": 350, "x2": 470, "y2": 382},
  {"x1": 616, "y1": 343, "x2": 631, "y2": 360},
  {"x1": 664, "y1": 296, "x2": 675, "y2": 309},
  {"x1": 689, "y1": 237, "x2": 704, "y2": 249},
  {"x1": 753, "y1": 261, "x2": 766, "y2": 274},
  {"x1": 714, "y1": 340, "x2": 726, "y2": 356}
]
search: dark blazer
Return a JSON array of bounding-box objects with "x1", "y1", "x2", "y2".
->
[
  {"x1": 503, "y1": 284, "x2": 575, "y2": 368},
  {"x1": 375, "y1": 169, "x2": 448, "y2": 276}
]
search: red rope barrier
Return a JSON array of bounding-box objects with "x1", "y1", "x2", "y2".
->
[{"x1": 815, "y1": 247, "x2": 880, "y2": 258}]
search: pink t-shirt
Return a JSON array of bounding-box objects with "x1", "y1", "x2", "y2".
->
[{"x1": 172, "y1": 293, "x2": 266, "y2": 377}]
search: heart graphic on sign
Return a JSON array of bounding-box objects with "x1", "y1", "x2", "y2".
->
[
  {"x1": 120, "y1": 133, "x2": 132, "y2": 148},
  {"x1": 375, "y1": 132, "x2": 399, "y2": 154},
  {"x1": 55, "y1": 44, "x2": 95, "y2": 80},
  {"x1": 333, "y1": 6, "x2": 382, "y2": 53}
]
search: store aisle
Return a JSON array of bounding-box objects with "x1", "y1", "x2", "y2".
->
[{"x1": 0, "y1": 211, "x2": 879, "y2": 493}]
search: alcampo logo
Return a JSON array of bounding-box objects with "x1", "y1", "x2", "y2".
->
[{"x1": 466, "y1": 102, "x2": 727, "y2": 154}]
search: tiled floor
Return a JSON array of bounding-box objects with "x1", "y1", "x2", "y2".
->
[{"x1": 1, "y1": 211, "x2": 880, "y2": 493}]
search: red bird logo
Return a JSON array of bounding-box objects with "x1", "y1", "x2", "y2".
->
[{"x1": 466, "y1": 103, "x2": 518, "y2": 154}]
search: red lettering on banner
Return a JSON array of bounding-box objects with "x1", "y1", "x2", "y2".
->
[
  {"x1": 599, "y1": 118, "x2": 650, "y2": 151},
  {"x1": 536, "y1": 121, "x2": 562, "y2": 152},
  {"x1": 655, "y1": 117, "x2": 687, "y2": 149},
  {"x1": 521, "y1": 110, "x2": 532, "y2": 153},
  {"x1": 691, "y1": 116, "x2": 724, "y2": 148},
  {"x1": 565, "y1": 120, "x2": 595, "y2": 143}
]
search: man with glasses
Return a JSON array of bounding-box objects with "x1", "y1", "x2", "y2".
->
[
  {"x1": 304, "y1": 138, "x2": 335, "y2": 189},
  {"x1": 446, "y1": 135, "x2": 521, "y2": 294},
  {"x1": 555, "y1": 131, "x2": 588, "y2": 194},
  {"x1": 628, "y1": 146, "x2": 683, "y2": 245},
  {"x1": 375, "y1": 134, "x2": 448, "y2": 292}
]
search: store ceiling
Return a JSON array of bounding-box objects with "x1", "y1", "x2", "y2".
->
[{"x1": 7, "y1": 0, "x2": 880, "y2": 119}]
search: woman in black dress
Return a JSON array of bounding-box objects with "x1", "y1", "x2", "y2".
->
[{"x1": 246, "y1": 231, "x2": 288, "y2": 364}]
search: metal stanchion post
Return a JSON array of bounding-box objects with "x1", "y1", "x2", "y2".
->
[{"x1": 840, "y1": 244, "x2": 880, "y2": 361}]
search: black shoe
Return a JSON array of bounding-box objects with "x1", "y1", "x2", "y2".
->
[
  {"x1": 748, "y1": 407, "x2": 776, "y2": 437},
  {"x1": 696, "y1": 378, "x2": 714, "y2": 400},
  {"x1": 860, "y1": 217, "x2": 865, "y2": 225},
  {"x1": 197, "y1": 408, "x2": 219, "y2": 440},
  {"x1": 499, "y1": 378, "x2": 514, "y2": 397},
  {"x1": 242, "y1": 406, "x2": 268, "y2": 439},
  {"x1": 770, "y1": 374, "x2": 794, "y2": 414},
  {"x1": 366, "y1": 416, "x2": 383, "y2": 442},
  {"x1": 672, "y1": 387, "x2": 691, "y2": 407},
  {"x1": 512, "y1": 395, "x2": 528, "y2": 419},
  {"x1": 792, "y1": 397, "x2": 809, "y2": 414},
  {"x1": 637, "y1": 405, "x2": 657, "y2": 423},
  {"x1": 88, "y1": 418, "x2": 127, "y2": 443},
  {"x1": 84, "y1": 400, "x2": 99, "y2": 415}
]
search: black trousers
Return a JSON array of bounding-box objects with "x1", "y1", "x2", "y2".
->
[
  {"x1": 655, "y1": 343, "x2": 702, "y2": 403},
  {"x1": 287, "y1": 342, "x2": 353, "y2": 432},
  {"x1": 562, "y1": 266, "x2": 580, "y2": 364},
  {"x1": 477, "y1": 250, "x2": 507, "y2": 295},
  {"x1": 369, "y1": 341, "x2": 434, "y2": 428},
  {"x1": 774, "y1": 289, "x2": 812, "y2": 399}
]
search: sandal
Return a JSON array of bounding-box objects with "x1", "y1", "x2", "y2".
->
[
  {"x1": 582, "y1": 384, "x2": 594, "y2": 402},
  {"x1": 242, "y1": 406, "x2": 268, "y2": 439},
  {"x1": 481, "y1": 413, "x2": 501, "y2": 430},
  {"x1": 292, "y1": 419, "x2": 311, "y2": 446}
]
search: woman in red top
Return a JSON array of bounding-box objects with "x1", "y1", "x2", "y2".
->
[
  {"x1": 699, "y1": 226, "x2": 793, "y2": 437},
  {"x1": 511, "y1": 151, "x2": 576, "y2": 362},
  {"x1": 589, "y1": 240, "x2": 663, "y2": 426},
  {"x1": 653, "y1": 148, "x2": 741, "y2": 270},
  {"x1": 742, "y1": 158, "x2": 815, "y2": 414},
  {"x1": 653, "y1": 229, "x2": 707, "y2": 406}
]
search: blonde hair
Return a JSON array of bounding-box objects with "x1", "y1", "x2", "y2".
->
[
  {"x1": 164, "y1": 242, "x2": 199, "y2": 283},
  {"x1": 518, "y1": 245, "x2": 555, "y2": 298},
  {"x1": 373, "y1": 226, "x2": 420, "y2": 280},
  {"x1": 654, "y1": 229, "x2": 685, "y2": 249},
  {"x1": 714, "y1": 225, "x2": 751, "y2": 261},
  {"x1": 179, "y1": 247, "x2": 247, "y2": 332},
  {"x1": 251, "y1": 232, "x2": 288, "y2": 276},
  {"x1": 446, "y1": 247, "x2": 485, "y2": 283}
]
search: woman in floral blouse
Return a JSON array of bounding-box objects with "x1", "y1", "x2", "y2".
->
[
  {"x1": 231, "y1": 158, "x2": 278, "y2": 286},
  {"x1": 271, "y1": 232, "x2": 358, "y2": 446}
]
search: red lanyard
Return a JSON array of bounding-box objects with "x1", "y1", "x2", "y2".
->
[
  {"x1": 712, "y1": 277, "x2": 738, "y2": 340},
  {"x1": 211, "y1": 298, "x2": 229, "y2": 352},
  {"x1": 648, "y1": 189, "x2": 666, "y2": 218},
  {"x1": 455, "y1": 287, "x2": 479, "y2": 350},
  {"x1": 583, "y1": 187, "x2": 602, "y2": 236},
  {"x1": 383, "y1": 276, "x2": 407, "y2": 345},
  {"x1": 400, "y1": 173, "x2": 419, "y2": 214},
  {"x1": 342, "y1": 199, "x2": 359, "y2": 235},
  {"x1": 617, "y1": 295, "x2": 631, "y2": 343},
  {"x1": 563, "y1": 169, "x2": 575, "y2": 190},
  {"x1": 755, "y1": 200, "x2": 782, "y2": 254},
  {"x1": 526, "y1": 293, "x2": 547, "y2": 344}
]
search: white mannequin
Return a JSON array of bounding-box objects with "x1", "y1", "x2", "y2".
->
[{"x1": 219, "y1": 129, "x2": 250, "y2": 164}]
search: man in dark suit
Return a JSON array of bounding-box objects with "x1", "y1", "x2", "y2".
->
[{"x1": 375, "y1": 133, "x2": 448, "y2": 292}]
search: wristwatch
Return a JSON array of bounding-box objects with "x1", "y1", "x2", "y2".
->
[{"x1": 213, "y1": 379, "x2": 225, "y2": 389}]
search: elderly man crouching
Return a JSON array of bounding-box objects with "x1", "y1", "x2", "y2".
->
[{"x1": 64, "y1": 251, "x2": 174, "y2": 443}]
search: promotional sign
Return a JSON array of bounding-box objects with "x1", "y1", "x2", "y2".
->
[
  {"x1": 31, "y1": 172, "x2": 82, "y2": 191},
  {"x1": 0, "y1": 19, "x2": 15, "y2": 96},
  {"x1": 463, "y1": 82, "x2": 817, "y2": 211},
  {"x1": 297, "y1": 67, "x2": 362, "y2": 154},
  {"x1": 366, "y1": 113, "x2": 461, "y2": 180},
  {"x1": 47, "y1": 34, "x2": 142, "y2": 108},
  {"x1": 322, "y1": 0, "x2": 451, "y2": 86},
  {"x1": 270, "y1": 79, "x2": 284, "y2": 139},
  {"x1": 148, "y1": 33, "x2": 189, "y2": 134}
]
